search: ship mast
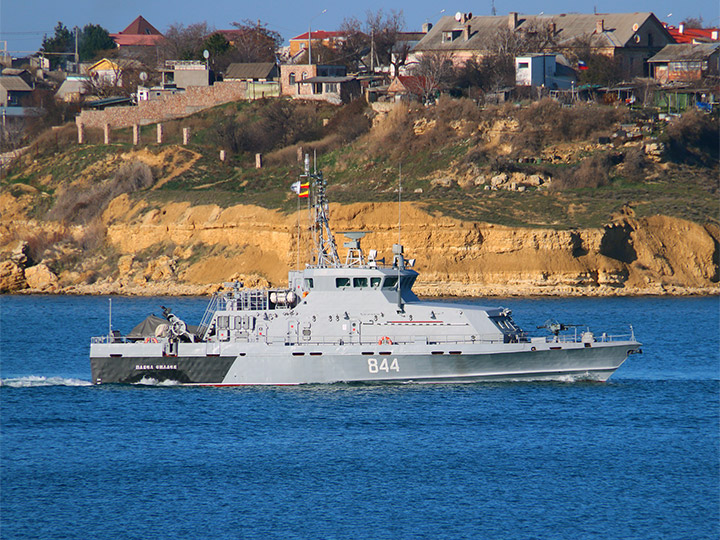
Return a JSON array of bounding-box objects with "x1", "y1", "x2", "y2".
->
[{"x1": 303, "y1": 155, "x2": 340, "y2": 267}]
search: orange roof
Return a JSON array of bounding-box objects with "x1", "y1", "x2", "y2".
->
[{"x1": 664, "y1": 24, "x2": 719, "y2": 44}]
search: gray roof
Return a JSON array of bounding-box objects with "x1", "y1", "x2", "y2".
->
[
  {"x1": 413, "y1": 12, "x2": 671, "y2": 53},
  {"x1": 648, "y1": 43, "x2": 720, "y2": 63},
  {"x1": 0, "y1": 76, "x2": 32, "y2": 92},
  {"x1": 56, "y1": 77, "x2": 89, "y2": 98},
  {"x1": 225, "y1": 63, "x2": 278, "y2": 79}
]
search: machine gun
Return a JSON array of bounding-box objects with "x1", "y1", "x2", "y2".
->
[
  {"x1": 162, "y1": 306, "x2": 194, "y2": 341},
  {"x1": 537, "y1": 319, "x2": 580, "y2": 337}
]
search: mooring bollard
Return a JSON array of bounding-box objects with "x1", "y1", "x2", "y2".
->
[
  {"x1": 183, "y1": 127, "x2": 190, "y2": 145},
  {"x1": 104, "y1": 124, "x2": 110, "y2": 144},
  {"x1": 256, "y1": 153, "x2": 263, "y2": 168},
  {"x1": 133, "y1": 124, "x2": 140, "y2": 145},
  {"x1": 77, "y1": 123, "x2": 84, "y2": 144},
  {"x1": 220, "y1": 150, "x2": 226, "y2": 162},
  {"x1": 156, "y1": 124, "x2": 163, "y2": 144}
]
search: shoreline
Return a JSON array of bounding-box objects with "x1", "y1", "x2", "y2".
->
[{"x1": 6, "y1": 281, "x2": 718, "y2": 298}]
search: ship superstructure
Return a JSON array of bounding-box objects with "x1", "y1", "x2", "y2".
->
[{"x1": 90, "y1": 161, "x2": 641, "y2": 385}]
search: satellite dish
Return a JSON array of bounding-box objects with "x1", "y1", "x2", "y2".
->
[
  {"x1": 467, "y1": 12, "x2": 473, "y2": 19},
  {"x1": 455, "y1": 12, "x2": 463, "y2": 22},
  {"x1": 139, "y1": 71, "x2": 147, "y2": 82},
  {"x1": 632, "y1": 23, "x2": 639, "y2": 31},
  {"x1": 203, "y1": 49, "x2": 210, "y2": 59}
]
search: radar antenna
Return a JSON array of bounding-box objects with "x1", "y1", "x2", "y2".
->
[{"x1": 303, "y1": 154, "x2": 340, "y2": 267}]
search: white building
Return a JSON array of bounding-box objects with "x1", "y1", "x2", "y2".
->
[{"x1": 515, "y1": 53, "x2": 577, "y2": 90}]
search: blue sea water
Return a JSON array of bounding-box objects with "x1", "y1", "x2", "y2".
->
[{"x1": 1, "y1": 295, "x2": 718, "y2": 540}]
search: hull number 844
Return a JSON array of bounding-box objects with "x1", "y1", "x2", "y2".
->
[{"x1": 368, "y1": 358, "x2": 400, "y2": 373}]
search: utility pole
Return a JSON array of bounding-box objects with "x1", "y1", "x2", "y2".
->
[
  {"x1": 308, "y1": 9, "x2": 327, "y2": 66},
  {"x1": 74, "y1": 26, "x2": 79, "y2": 70}
]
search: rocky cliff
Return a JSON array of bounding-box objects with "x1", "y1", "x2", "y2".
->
[{"x1": 2, "y1": 195, "x2": 717, "y2": 296}]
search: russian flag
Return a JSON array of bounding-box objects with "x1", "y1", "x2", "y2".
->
[{"x1": 578, "y1": 60, "x2": 589, "y2": 70}]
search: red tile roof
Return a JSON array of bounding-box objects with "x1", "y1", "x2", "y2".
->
[
  {"x1": 664, "y1": 24, "x2": 719, "y2": 43},
  {"x1": 111, "y1": 16, "x2": 164, "y2": 47},
  {"x1": 119, "y1": 16, "x2": 162, "y2": 36},
  {"x1": 290, "y1": 30, "x2": 346, "y2": 41}
]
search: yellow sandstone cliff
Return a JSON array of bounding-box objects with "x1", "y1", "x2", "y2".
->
[{"x1": 2, "y1": 193, "x2": 716, "y2": 296}]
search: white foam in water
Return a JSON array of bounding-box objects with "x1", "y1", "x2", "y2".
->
[
  {"x1": 0, "y1": 376, "x2": 92, "y2": 388},
  {"x1": 133, "y1": 377, "x2": 180, "y2": 386}
]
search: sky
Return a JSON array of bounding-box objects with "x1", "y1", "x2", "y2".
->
[{"x1": 1, "y1": 0, "x2": 718, "y2": 55}]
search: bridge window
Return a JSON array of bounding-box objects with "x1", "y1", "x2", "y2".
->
[
  {"x1": 370, "y1": 277, "x2": 382, "y2": 288},
  {"x1": 383, "y1": 276, "x2": 398, "y2": 289},
  {"x1": 353, "y1": 277, "x2": 368, "y2": 288},
  {"x1": 336, "y1": 277, "x2": 350, "y2": 288},
  {"x1": 305, "y1": 278, "x2": 314, "y2": 289}
]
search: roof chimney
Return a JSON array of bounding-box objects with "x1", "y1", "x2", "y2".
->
[
  {"x1": 422, "y1": 22, "x2": 433, "y2": 33},
  {"x1": 509, "y1": 12, "x2": 519, "y2": 30},
  {"x1": 596, "y1": 19, "x2": 604, "y2": 33},
  {"x1": 550, "y1": 22, "x2": 557, "y2": 35},
  {"x1": 678, "y1": 23, "x2": 685, "y2": 34},
  {"x1": 464, "y1": 24, "x2": 472, "y2": 41}
]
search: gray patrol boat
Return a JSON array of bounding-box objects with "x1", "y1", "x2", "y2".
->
[{"x1": 90, "y1": 162, "x2": 641, "y2": 385}]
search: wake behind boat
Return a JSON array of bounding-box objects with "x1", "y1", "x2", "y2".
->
[{"x1": 90, "y1": 159, "x2": 641, "y2": 385}]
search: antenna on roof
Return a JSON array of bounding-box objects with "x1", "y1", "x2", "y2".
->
[{"x1": 491, "y1": 0, "x2": 497, "y2": 16}]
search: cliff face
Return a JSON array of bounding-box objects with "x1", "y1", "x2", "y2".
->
[{"x1": 2, "y1": 195, "x2": 716, "y2": 295}]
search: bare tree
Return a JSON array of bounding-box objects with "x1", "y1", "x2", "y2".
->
[
  {"x1": 161, "y1": 22, "x2": 212, "y2": 61},
  {"x1": 0, "y1": 119, "x2": 26, "y2": 152},
  {"x1": 83, "y1": 60, "x2": 149, "y2": 98},
  {"x1": 410, "y1": 52, "x2": 454, "y2": 102},
  {"x1": 226, "y1": 20, "x2": 282, "y2": 63},
  {"x1": 336, "y1": 9, "x2": 406, "y2": 72}
]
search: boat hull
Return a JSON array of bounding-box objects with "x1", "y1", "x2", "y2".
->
[{"x1": 90, "y1": 341, "x2": 640, "y2": 385}]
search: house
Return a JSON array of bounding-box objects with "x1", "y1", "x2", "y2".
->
[
  {"x1": 280, "y1": 64, "x2": 359, "y2": 103},
  {"x1": 664, "y1": 23, "x2": 720, "y2": 44},
  {"x1": 387, "y1": 75, "x2": 431, "y2": 101},
  {"x1": 55, "y1": 75, "x2": 90, "y2": 102},
  {"x1": 515, "y1": 53, "x2": 577, "y2": 89},
  {"x1": 1, "y1": 68, "x2": 33, "y2": 88},
  {"x1": 162, "y1": 60, "x2": 210, "y2": 88},
  {"x1": 648, "y1": 43, "x2": 720, "y2": 83},
  {"x1": 289, "y1": 31, "x2": 347, "y2": 60},
  {"x1": 111, "y1": 16, "x2": 164, "y2": 47},
  {"x1": 86, "y1": 58, "x2": 144, "y2": 87},
  {"x1": 0, "y1": 76, "x2": 32, "y2": 106},
  {"x1": 224, "y1": 63, "x2": 279, "y2": 82},
  {"x1": 412, "y1": 12, "x2": 674, "y2": 78}
]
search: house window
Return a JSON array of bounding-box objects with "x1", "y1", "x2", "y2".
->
[
  {"x1": 648, "y1": 33, "x2": 653, "y2": 47},
  {"x1": 289, "y1": 72, "x2": 296, "y2": 84},
  {"x1": 518, "y1": 62, "x2": 529, "y2": 69},
  {"x1": 325, "y1": 82, "x2": 338, "y2": 93},
  {"x1": 313, "y1": 83, "x2": 322, "y2": 94}
]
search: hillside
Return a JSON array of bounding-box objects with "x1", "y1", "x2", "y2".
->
[{"x1": 0, "y1": 97, "x2": 718, "y2": 295}]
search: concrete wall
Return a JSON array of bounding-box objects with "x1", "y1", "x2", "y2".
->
[{"x1": 76, "y1": 81, "x2": 247, "y2": 129}]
